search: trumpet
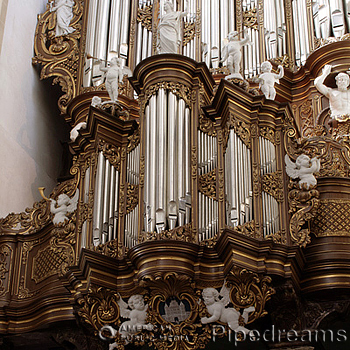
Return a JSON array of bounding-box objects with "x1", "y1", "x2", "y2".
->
[{"x1": 86, "y1": 54, "x2": 109, "y2": 62}]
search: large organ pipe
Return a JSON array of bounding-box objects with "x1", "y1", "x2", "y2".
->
[
  {"x1": 113, "y1": 169, "x2": 119, "y2": 240},
  {"x1": 108, "y1": 165, "x2": 116, "y2": 241},
  {"x1": 93, "y1": 152, "x2": 105, "y2": 245},
  {"x1": 102, "y1": 157, "x2": 111, "y2": 244},
  {"x1": 108, "y1": 0, "x2": 122, "y2": 57}
]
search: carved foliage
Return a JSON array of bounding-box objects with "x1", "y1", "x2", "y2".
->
[
  {"x1": 127, "y1": 128, "x2": 140, "y2": 154},
  {"x1": 183, "y1": 22, "x2": 196, "y2": 46},
  {"x1": 139, "y1": 224, "x2": 195, "y2": 243},
  {"x1": 98, "y1": 139, "x2": 122, "y2": 171},
  {"x1": 243, "y1": 7, "x2": 258, "y2": 30},
  {"x1": 198, "y1": 115, "x2": 217, "y2": 136},
  {"x1": 126, "y1": 183, "x2": 139, "y2": 214},
  {"x1": 0, "y1": 244, "x2": 12, "y2": 297},
  {"x1": 137, "y1": 4, "x2": 153, "y2": 31},
  {"x1": 230, "y1": 118, "x2": 251, "y2": 149},
  {"x1": 77, "y1": 286, "x2": 121, "y2": 334},
  {"x1": 262, "y1": 171, "x2": 284, "y2": 202},
  {"x1": 198, "y1": 169, "x2": 216, "y2": 198},
  {"x1": 32, "y1": 1, "x2": 84, "y2": 113},
  {"x1": 226, "y1": 267, "x2": 275, "y2": 323},
  {"x1": 93, "y1": 239, "x2": 124, "y2": 259},
  {"x1": 227, "y1": 220, "x2": 260, "y2": 239},
  {"x1": 288, "y1": 182, "x2": 319, "y2": 248}
]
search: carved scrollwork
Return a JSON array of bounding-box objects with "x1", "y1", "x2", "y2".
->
[
  {"x1": 32, "y1": 1, "x2": 84, "y2": 113},
  {"x1": 271, "y1": 55, "x2": 295, "y2": 71},
  {"x1": 260, "y1": 126, "x2": 275, "y2": 145},
  {"x1": 93, "y1": 239, "x2": 124, "y2": 259},
  {"x1": 314, "y1": 33, "x2": 350, "y2": 50},
  {"x1": 98, "y1": 139, "x2": 122, "y2": 171},
  {"x1": 198, "y1": 169, "x2": 216, "y2": 198},
  {"x1": 183, "y1": 22, "x2": 196, "y2": 46},
  {"x1": 141, "y1": 273, "x2": 211, "y2": 350},
  {"x1": 288, "y1": 182, "x2": 319, "y2": 248},
  {"x1": 262, "y1": 171, "x2": 284, "y2": 202},
  {"x1": 139, "y1": 224, "x2": 194, "y2": 243},
  {"x1": 265, "y1": 229, "x2": 287, "y2": 245},
  {"x1": 137, "y1": 4, "x2": 153, "y2": 31},
  {"x1": 126, "y1": 183, "x2": 139, "y2": 214},
  {"x1": 127, "y1": 128, "x2": 140, "y2": 154},
  {"x1": 227, "y1": 220, "x2": 260, "y2": 239},
  {"x1": 230, "y1": 118, "x2": 251, "y2": 149},
  {"x1": 198, "y1": 115, "x2": 217, "y2": 136},
  {"x1": 243, "y1": 8, "x2": 258, "y2": 30},
  {"x1": 226, "y1": 267, "x2": 275, "y2": 323},
  {"x1": 77, "y1": 286, "x2": 121, "y2": 334},
  {"x1": 143, "y1": 82, "x2": 196, "y2": 112}
]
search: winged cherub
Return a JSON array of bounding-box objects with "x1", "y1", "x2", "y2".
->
[
  {"x1": 99, "y1": 57, "x2": 132, "y2": 103},
  {"x1": 111, "y1": 294, "x2": 152, "y2": 347},
  {"x1": 285, "y1": 154, "x2": 320, "y2": 189},
  {"x1": 201, "y1": 283, "x2": 255, "y2": 334},
  {"x1": 50, "y1": 189, "x2": 79, "y2": 225}
]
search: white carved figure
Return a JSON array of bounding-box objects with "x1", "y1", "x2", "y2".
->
[
  {"x1": 220, "y1": 30, "x2": 252, "y2": 80},
  {"x1": 91, "y1": 96, "x2": 102, "y2": 108},
  {"x1": 99, "y1": 57, "x2": 132, "y2": 103},
  {"x1": 201, "y1": 286, "x2": 255, "y2": 334},
  {"x1": 50, "y1": 189, "x2": 79, "y2": 225},
  {"x1": 50, "y1": 0, "x2": 76, "y2": 37},
  {"x1": 157, "y1": 0, "x2": 189, "y2": 54},
  {"x1": 70, "y1": 122, "x2": 87, "y2": 142},
  {"x1": 315, "y1": 64, "x2": 350, "y2": 121},
  {"x1": 110, "y1": 294, "x2": 152, "y2": 348},
  {"x1": 285, "y1": 154, "x2": 321, "y2": 189},
  {"x1": 253, "y1": 61, "x2": 284, "y2": 100}
]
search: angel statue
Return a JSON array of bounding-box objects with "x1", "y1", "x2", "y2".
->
[
  {"x1": 50, "y1": 189, "x2": 79, "y2": 225},
  {"x1": 108, "y1": 294, "x2": 152, "y2": 348},
  {"x1": 285, "y1": 154, "x2": 321, "y2": 189},
  {"x1": 201, "y1": 284, "x2": 255, "y2": 335},
  {"x1": 99, "y1": 57, "x2": 132, "y2": 103},
  {"x1": 70, "y1": 121, "x2": 86, "y2": 142}
]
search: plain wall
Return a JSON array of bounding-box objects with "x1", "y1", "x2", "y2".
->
[{"x1": 0, "y1": 0, "x2": 69, "y2": 218}]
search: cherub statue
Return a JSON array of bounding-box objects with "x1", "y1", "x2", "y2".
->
[
  {"x1": 110, "y1": 294, "x2": 152, "y2": 348},
  {"x1": 50, "y1": 189, "x2": 79, "y2": 225},
  {"x1": 99, "y1": 57, "x2": 132, "y2": 103},
  {"x1": 70, "y1": 121, "x2": 86, "y2": 141},
  {"x1": 91, "y1": 96, "x2": 102, "y2": 108},
  {"x1": 220, "y1": 29, "x2": 252, "y2": 80},
  {"x1": 50, "y1": 0, "x2": 76, "y2": 37},
  {"x1": 285, "y1": 154, "x2": 321, "y2": 189},
  {"x1": 253, "y1": 61, "x2": 284, "y2": 100},
  {"x1": 201, "y1": 285, "x2": 255, "y2": 334}
]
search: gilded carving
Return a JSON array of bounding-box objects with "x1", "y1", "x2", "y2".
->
[
  {"x1": 198, "y1": 115, "x2": 217, "y2": 136},
  {"x1": 243, "y1": 8, "x2": 258, "y2": 30},
  {"x1": 191, "y1": 146, "x2": 197, "y2": 179},
  {"x1": 252, "y1": 162, "x2": 261, "y2": 197},
  {"x1": 260, "y1": 126, "x2": 275, "y2": 145},
  {"x1": 288, "y1": 182, "x2": 319, "y2": 248},
  {"x1": 198, "y1": 170, "x2": 216, "y2": 198},
  {"x1": 127, "y1": 128, "x2": 140, "y2": 154},
  {"x1": 0, "y1": 244, "x2": 12, "y2": 297},
  {"x1": 119, "y1": 184, "x2": 126, "y2": 217},
  {"x1": 140, "y1": 155, "x2": 145, "y2": 187},
  {"x1": 231, "y1": 118, "x2": 251, "y2": 149},
  {"x1": 126, "y1": 183, "x2": 139, "y2": 214},
  {"x1": 313, "y1": 199, "x2": 350, "y2": 236},
  {"x1": 93, "y1": 239, "x2": 124, "y2": 259},
  {"x1": 218, "y1": 167, "x2": 225, "y2": 202},
  {"x1": 183, "y1": 22, "x2": 196, "y2": 46},
  {"x1": 226, "y1": 267, "x2": 275, "y2": 323},
  {"x1": 139, "y1": 223, "x2": 194, "y2": 243},
  {"x1": 314, "y1": 33, "x2": 350, "y2": 50},
  {"x1": 32, "y1": 1, "x2": 84, "y2": 113},
  {"x1": 265, "y1": 229, "x2": 287, "y2": 245},
  {"x1": 271, "y1": 55, "x2": 294, "y2": 71},
  {"x1": 262, "y1": 171, "x2": 284, "y2": 202},
  {"x1": 98, "y1": 139, "x2": 122, "y2": 171},
  {"x1": 227, "y1": 220, "x2": 259, "y2": 239},
  {"x1": 143, "y1": 82, "x2": 196, "y2": 112},
  {"x1": 137, "y1": 4, "x2": 153, "y2": 31},
  {"x1": 77, "y1": 286, "x2": 121, "y2": 335},
  {"x1": 199, "y1": 234, "x2": 218, "y2": 248}
]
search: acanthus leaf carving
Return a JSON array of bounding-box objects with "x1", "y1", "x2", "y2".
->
[
  {"x1": 198, "y1": 169, "x2": 216, "y2": 198},
  {"x1": 262, "y1": 171, "x2": 284, "y2": 202}
]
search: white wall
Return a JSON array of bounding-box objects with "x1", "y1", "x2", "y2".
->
[{"x1": 0, "y1": 0, "x2": 69, "y2": 218}]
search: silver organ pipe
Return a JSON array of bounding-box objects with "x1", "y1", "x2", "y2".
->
[
  {"x1": 225, "y1": 129, "x2": 253, "y2": 227},
  {"x1": 92, "y1": 152, "x2": 120, "y2": 246},
  {"x1": 144, "y1": 91, "x2": 191, "y2": 232},
  {"x1": 259, "y1": 136, "x2": 279, "y2": 237}
]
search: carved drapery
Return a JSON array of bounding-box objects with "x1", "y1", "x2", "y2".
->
[{"x1": 32, "y1": 0, "x2": 84, "y2": 113}]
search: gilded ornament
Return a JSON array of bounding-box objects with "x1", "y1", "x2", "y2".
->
[
  {"x1": 126, "y1": 183, "x2": 139, "y2": 214},
  {"x1": 218, "y1": 168, "x2": 225, "y2": 202},
  {"x1": 137, "y1": 4, "x2": 153, "y2": 31},
  {"x1": 252, "y1": 162, "x2": 261, "y2": 197},
  {"x1": 227, "y1": 220, "x2": 259, "y2": 239},
  {"x1": 198, "y1": 170, "x2": 216, "y2": 198},
  {"x1": 271, "y1": 55, "x2": 295, "y2": 71},
  {"x1": 139, "y1": 223, "x2": 194, "y2": 243},
  {"x1": 198, "y1": 114, "x2": 217, "y2": 136},
  {"x1": 199, "y1": 234, "x2": 218, "y2": 248},
  {"x1": 98, "y1": 139, "x2": 122, "y2": 171},
  {"x1": 314, "y1": 33, "x2": 350, "y2": 50},
  {"x1": 243, "y1": 8, "x2": 258, "y2": 30},
  {"x1": 265, "y1": 229, "x2": 287, "y2": 244},
  {"x1": 183, "y1": 22, "x2": 195, "y2": 46},
  {"x1": 288, "y1": 182, "x2": 319, "y2": 248},
  {"x1": 93, "y1": 239, "x2": 124, "y2": 259},
  {"x1": 33, "y1": 0, "x2": 84, "y2": 113},
  {"x1": 262, "y1": 171, "x2": 284, "y2": 202},
  {"x1": 191, "y1": 146, "x2": 197, "y2": 179},
  {"x1": 231, "y1": 118, "x2": 251, "y2": 149},
  {"x1": 260, "y1": 126, "x2": 275, "y2": 145},
  {"x1": 127, "y1": 128, "x2": 140, "y2": 154}
]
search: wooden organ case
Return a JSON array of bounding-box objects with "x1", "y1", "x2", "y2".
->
[{"x1": 1, "y1": 0, "x2": 350, "y2": 349}]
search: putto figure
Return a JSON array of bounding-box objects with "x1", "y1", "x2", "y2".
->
[
  {"x1": 201, "y1": 286, "x2": 255, "y2": 334},
  {"x1": 99, "y1": 57, "x2": 132, "y2": 103},
  {"x1": 157, "y1": 0, "x2": 189, "y2": 54},
  {"x1": 112, "y1": 294, "x2": 152, "y2": 347},
  {"x1": 220, "y1": 30, "x2": 252, "y2": 80},
  {"x1": 315, "y1": 64, "x2": 350, "y2": 121},
  {"x1": 50, "y1": 0, "x2": 76, "y2": 37},
  {"x1": 285, "y1": 154, "x2": 320, "y2": 189},
  {"x1": 253, "y1": 61, "x2": 284, "y2": 100},
  {"x1": 50, "y1": 190, "x2": 79, "y2": 225}
]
